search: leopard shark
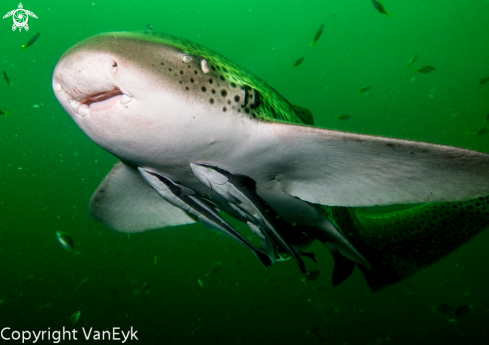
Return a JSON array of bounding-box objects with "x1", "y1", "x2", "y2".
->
[{"x1": 52, "y1": 31, "x2": 489, "y2": 289}]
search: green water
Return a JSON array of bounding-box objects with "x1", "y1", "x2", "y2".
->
[{"x1": 1, "y1": 0, "x2": 489, "y2": 343}]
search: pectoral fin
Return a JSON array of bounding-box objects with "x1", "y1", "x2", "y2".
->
[
  {"x1": 89, "y1": 161, "x2": 196, "y2": 233},
  {"x1": 258, "y1": 122, "x2": 489, "y2": 207}
]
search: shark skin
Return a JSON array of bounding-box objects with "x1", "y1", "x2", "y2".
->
[{"x1": 52, "y1": 31, "x2": 489, "y2": 284}]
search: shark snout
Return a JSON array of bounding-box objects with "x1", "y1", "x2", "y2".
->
[{"x1": 52, "y1": 52, "x2": 133, "y2": 117}]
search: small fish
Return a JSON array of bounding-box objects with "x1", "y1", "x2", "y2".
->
[
  {"x1": 23, "y1": 274, "x2": 34, "y2": 286},
  {"x1": 68, "y1": 310, "x2": 81, "y2": 328},
  {"x1": 415, "y1": 66, "x2": 435, "y2": 74},
  {"x1": 197, "y1": 279, "x2": 204, "y2": 287},
  {"x1": 138, "y1": 167, "x2": 272, "y2": 268},
  {"x1": 38, "y1": 303, "x2": 52, "y2": 310},
  {"x1": 205, "y1": 261, "x2": 222, "y2": 276},
  {"x1": 480, "y1": 76, "x2": 489, "y2": 85},
  {"x1": 406, "y1": 54, "x2": 418, "y2": 68},
  {"x1": 358, "y1": 86, "x2": 372, "y2": 94},
  {"x1": 371, "y1": 0, "x2": 391, "y2": 17},
  {"x1": 301, "y1": 270, "x2": 320, "y2": 282},
  {"x1": 476, "y1": 128, "x2": 489, "y2": 136},
  {"x1": 336, "y1": 114, "x2": 351, "y2": 120},
  {"x1": 146, "y1": 24, "x2": 154, "y2": 31},
  {"x1": 76, "y1": 278, "x2": 88, "y2": 290},
  {"x1": 56, "y1": 231, "x2": 81, "y2": 254},
  {"x1": 432, "y1": 302, "x2": 453, "y2": 314},
  {"x1": 310, "y1": 24, "x2": 325, "y2": 47},
  {"x1": 3, "y1": 71, "x2": 10, "y2": 87},
  {"x1": 449, "y1": 305, "x2": 471, "y2": 323},
  {"x1": 21, "y1": 33, "x2": 40, "y2": 51},
  {"x1": 292, "y1": 57, "x2": 305, "y2": 68},
  {"x1": 0, "y1": 109, "x2": 10, "y2": 117},
  {"x1": 153, "y1": 255, "x2": 157, "y2": 265}
]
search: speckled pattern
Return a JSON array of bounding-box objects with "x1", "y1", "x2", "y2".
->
[
  {"x1": 325, "y1": 196, "x2": 489, "y2": 290},
  {"x1": 140, "y1": 31, "x2": 310, "y2": 125}
]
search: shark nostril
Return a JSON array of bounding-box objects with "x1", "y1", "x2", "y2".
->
[{"x1": 112, "y1": 62, "x2": 118, "y2": 73}]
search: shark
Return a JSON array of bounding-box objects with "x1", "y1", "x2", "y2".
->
[{"x1": 52, "y1": 31, "x2": 489, "y2": 290}]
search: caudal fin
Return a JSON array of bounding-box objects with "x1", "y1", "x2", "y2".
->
[{"x1": 328, "y1": 196, "x2": 489, "y2": 291}]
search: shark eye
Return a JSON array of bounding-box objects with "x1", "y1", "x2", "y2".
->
[{"x1": 181, "y1": 54, "x2": 192, "y2": 63}]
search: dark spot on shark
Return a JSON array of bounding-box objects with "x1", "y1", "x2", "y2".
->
[
  {"x1": 211, "y1": 89, "x2": 216, "y2": 94},
  {"x1": 227, "y1": 100, "x2": 231, "y2": 105},
  {"x1": 208, "y1": 78, "x2": 213, "y2": 84},
  {"x1": 231, "y1": 82, "x2": 236, "y2": 88},
  {"x1": 210, "y1": 98, "x2": 214, "y2": 104},
  {"x1": 194, "y1": 70, "x2": 198, "y2": 75},
  {"x1": 201, "y1": 86, "x2": 207, "y2": 92},
  {"x1": 221, "y1": 90, "x2": 227, "y2": 97},
  {"x1": 185, "y1": 87, "x2": 189, "y2": 91},
  {"x1": 180, "y1": 70, "x2": 183, "y2": 75},
  {"x1": 222, "y1": 67, "x2": 228, "y2": 73},
  {"x1": 188, "y1": 65, "x2": 191, "y2": 68},
  {"x1": 220, "y1": 75, "x2": 225, "y2": 81},
  {"x1": 168, "y1": 68, "x2": 172, "y2": 72},
  {"x1": 211, "y1": 66, "x2": 216, "y2": 71},
  {"x1": 223, "y1": 107, "x2": 227, "y2": 112},
  {"x1": 160, "y1": 62, "x2": 164, "y2": 66},
  {"x1": 234, "y1": 95, "x2": 240, "y2": 102},
  {"x1": 179, "y1": 81, "x2": 182, "y2": 84},
  {"x1": 245, "y1": 108, "x2": 250, "y2": 114},
  {"x1": 190, "y1": 78, "x2": 194, "y2": 83}
]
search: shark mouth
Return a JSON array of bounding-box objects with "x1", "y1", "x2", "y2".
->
[
  {"x1": 54, "y1": 84, "x2": 133, "y2": 117},
  {"x1": 83, "y1": 88, "x2": 124, "y2": 107}
]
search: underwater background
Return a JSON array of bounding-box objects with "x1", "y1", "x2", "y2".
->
[{"x1": 1, "y1": 0, "x2": 489, "y2": 344}]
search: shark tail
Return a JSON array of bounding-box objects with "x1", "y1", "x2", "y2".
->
[{"x1": 326, "y1": 195, "x2": 489, "y2": 291}]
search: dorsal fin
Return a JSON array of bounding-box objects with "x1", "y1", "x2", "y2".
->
[{"x1": 292, "y1": 104, "x2": 314, "y2": 125}]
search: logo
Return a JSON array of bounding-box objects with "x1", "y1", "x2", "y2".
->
[{"x1": 3, "y1": 3, "x2": 38, "y2": 32}]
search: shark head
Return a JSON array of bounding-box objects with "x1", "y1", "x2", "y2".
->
[{"x1": 52, "y1": 31, "x2": 271, "y2": 166}]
